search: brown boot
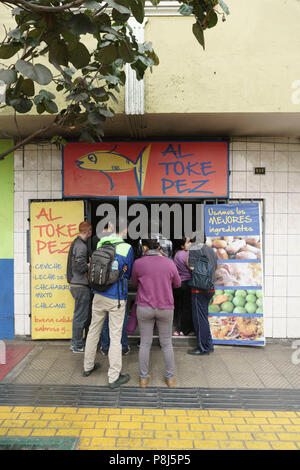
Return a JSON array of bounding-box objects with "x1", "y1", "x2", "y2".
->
[
  {"x1": 166, "y1": 377, "x2": 176, "y2": 387},
  {"x1": 139, "y1": 375, "x2": 151, "y2": 387}
]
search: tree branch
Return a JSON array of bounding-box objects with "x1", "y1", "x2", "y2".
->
[
  {"x1": 0, "y1": 0, "x2": 89, "y2": 13},
  {"x1": 0, "y1": 120, "x2": 57, "y2": 160}
]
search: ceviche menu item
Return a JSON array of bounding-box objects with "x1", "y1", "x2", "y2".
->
[{"x1": 205, "y1": 202, "x2": 265, "y2": 346}]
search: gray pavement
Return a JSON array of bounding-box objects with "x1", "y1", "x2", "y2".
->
[{"x1": 3, "y1": 337, "x2": 300, "y2": 390}]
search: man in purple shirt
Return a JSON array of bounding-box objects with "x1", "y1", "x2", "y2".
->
[{"x1": 131, "y1": 239, "x2": 181, "y2": 388}]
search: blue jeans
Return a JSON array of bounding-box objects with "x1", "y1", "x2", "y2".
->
[
  {"x1": 70, "y1": 286, "x2": 92, "y2": 349},
  {"x1": 100, "y1": 302, "x2": 129, "y2": 353}
]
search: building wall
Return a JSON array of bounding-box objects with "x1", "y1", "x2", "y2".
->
[
  {"x1": 0, "y1": 141, "x2": 14, "y2": 338},
  {"x1": 2, "y1": 0, "x2": 300, "y2": 118},
  {"x1": 144, "y1": 0, "x2": 300, "y2": 114},
  {"x1": 13, "y1": 144, "x2": 62, "y2": 336},
  {"x1": 12, "y1": 137, "x2": 300, "y2": 339}
]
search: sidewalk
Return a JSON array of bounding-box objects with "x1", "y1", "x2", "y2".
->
[{"x1": 0, "y1": 337, "x2": 300, "y2": 450}]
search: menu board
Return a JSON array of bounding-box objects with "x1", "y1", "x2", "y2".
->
[
  {"x1": 205, "y1": 203, "x2": 265, "y2": 346},
  {"x1": 30, "y1": 201, "x2": 84, "y2": 339}
]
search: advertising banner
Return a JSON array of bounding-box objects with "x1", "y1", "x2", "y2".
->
[
  {"x1": 30, "y1": 201, "x2": 84, "y2": 339},
  {"x1": 63, "y1": 141, "x2": 229, "y2": 198},
  {"x1": 205, "y1": 203, "x2": 265, "y2": 346}
]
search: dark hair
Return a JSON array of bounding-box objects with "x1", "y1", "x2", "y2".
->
[
  {"x1": 141, "y1": 238, "x2": 160, "y2": 250},
  {"x1": 173, "y1": 237, "x2": 189, "y2": 256}
]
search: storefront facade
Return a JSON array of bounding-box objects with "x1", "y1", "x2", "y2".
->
[
  {"x1": 1, "y1": 1, "x2": 300, "y2": 339},
  {"x1": 3, "y1": 135, "x2": 298, "y2": 341}
]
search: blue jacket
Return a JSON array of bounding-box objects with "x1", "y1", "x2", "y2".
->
[{"x1": 93, "y1": 235, "x2": 134, "y2": 301}]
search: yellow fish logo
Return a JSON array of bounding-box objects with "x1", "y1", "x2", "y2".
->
[{"x1": 76, "y1": 144, "x2": 151, "y2": 196}]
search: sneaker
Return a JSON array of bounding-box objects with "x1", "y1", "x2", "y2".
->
[
  {"x1": 82, "y1": 363, "x2": 101, "y2": 377},
  {"x1": 109, "y1": 373, "x2": 130, "y2": 389},
  {"x1": 166, "y1": 376, "x2": 176, "y2": 387},
  {"x1": 70, "y1": 345, "x2": 85, "y2": 353},
  {"x1": 122, "y1": 346, "x2": 130, "y2": 356},
  {"x1": 139, "y1": 374, "x2": 151, "y2": 388},
  {"x1": 173, "y1": 331, "x2": 180, "y2": 336},
  {"x1": 99, "y1": 347, "x2": 108, "y2": 356}
]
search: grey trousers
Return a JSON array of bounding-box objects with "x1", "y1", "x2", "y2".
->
[
  {"x1": 136, "y1": 305, "x2": 175, "y2": 381},
  {"x1": 70, "y1": 286, "x2": 92, "y2": 349}
]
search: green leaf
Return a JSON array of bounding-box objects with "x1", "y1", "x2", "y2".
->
[
  {"x1": 98, "y1": 107, "x2": 114, "y2": 118},
  {"x1": 20, "y1": 79, "x2": 35, "y2": 96},
  {"x1": 7, "y1": 28, "x2": 21, "y2": 40},
  {"x1": 130, "y1": 59, "x2": 147, "y2": 80},
  {"x1": 0, "y1": 69, "x2": 17, "y2": 85},
  {"x1": 79, "y1": 129, "x2": 96, "y2": 143},
  {"x1": 0, "y1": 44, "x2": 22, "y2": 59},
  {"x1": 44, "y1": 100, "x2": 58, "y2": 114},
  {"x1": 217, "y1": 0, "x2": 230, "y2": 15},
  {"x1": 83, "y1": 0, "x2": 101, "y2": 9},
  {"x1": 192, "y1": 21, "x2": 205, "y2": 49},
  {"x1": 98, "y1": 74, "x2": 120, "y2": 84},
  {"x1": 178, "y1": 4, "x2": 193, "y2": 16},
  {"x1": 36, "y1": 102, "x2": 45, "y2": 114},
  {"x1": 10, "y1": 97, "x2": 33, "y2": 113},
  {"x1": 39, "y1": 90, "x2": 56, "y2": 100},
  {"x1": 93, "y1": 13, "x2": 111, "y2": 30},
  {"x1": 61, "y1": 30, "x2": 78, "y2": 44},
  {"x1": 137, "y1": 55, "x2": 154, "y2": 67},
  {"x1": 112, "y1": 8, "x2": 130, "y2": 23},
  {"x1": 130, "y1": 0, "x2": 145, "y2": 24},
  {"x1": 97, "y1": 44, "x2": 118, "y2": 64},
  {"x1": 106, "y1": 0, "x2": 131, "y2": 15},
  {"x1": 69, "y1": 13, "x2": 96, "y2": 34},
  {"x1": 49, "y1": 39, "x2": 69, "y2": 66},
  {"x1": 33, "y1": 64, "x2": 53, "y2": 85},
  {"x1": 118, "y1": 42, "x2": 135, "y2": 63},
  {"x1": 66, "y1": 92, "x2": 89, "y2": 103},
  {"x1": 88, "y1": 110, "x2": 106, "y2": 124},
  {"x1": 15, "y1": 60, "x2": 53, "y2": 85},
  {"x1": 207, "y1": 10, "x2": 218, "y2": 28},
  {"x1": 15, "y1": 60, "x2": 35, "y2": 79},
  {"x1": 92, "y1": 87, "x2": 108, "y2": 98},
  {"x1": 68, "y1": 42, "x2": 91, "y2": 69}
]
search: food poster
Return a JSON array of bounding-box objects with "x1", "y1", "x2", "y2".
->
[
  {"x1": 204, "y1": 203, "x2": 265, "y2": 346},
  {"x1": 30, "y1": 201, "x2": 84, "y2": 339}
]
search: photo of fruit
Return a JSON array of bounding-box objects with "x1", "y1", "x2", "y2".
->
[
  {"x1": 208, "y1": 289, "x2": 263, "y2": 315},
  {"x1": 209, "y1": 315, "x2": 264, "y2": 341},
  {"x1": 215, "y1": 262, "x2": 262, "y2": 287},
  {"x1": 206, "y1": 236, "x2": 261, "y2": 260}
]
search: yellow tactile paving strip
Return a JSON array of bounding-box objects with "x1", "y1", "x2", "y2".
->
[{"x1": 1, "y1": 406, "x2": 300, "y2": 450}]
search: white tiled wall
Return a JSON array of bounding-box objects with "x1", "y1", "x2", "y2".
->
[
  {"x1": 230, "y1": 137, "x2": 300, "y2": 339},
  {"x1": 14, "y1": 144, "x2": 62, "y2": 336},
  {"x1": 13, "y1": 138, "x2": 300, "y2": 338}
]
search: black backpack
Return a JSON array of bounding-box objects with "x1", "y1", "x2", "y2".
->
[
  {"x1": 88, "y1": 241, "x2": 124, "y2": 293},
  {"x1": 188, "y1": 248, "x2": 215, "y2": 291}
]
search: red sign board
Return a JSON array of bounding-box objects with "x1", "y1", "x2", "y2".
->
[{"x1": 63, "y1": 141, "x2": 228, "y2": 198}]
